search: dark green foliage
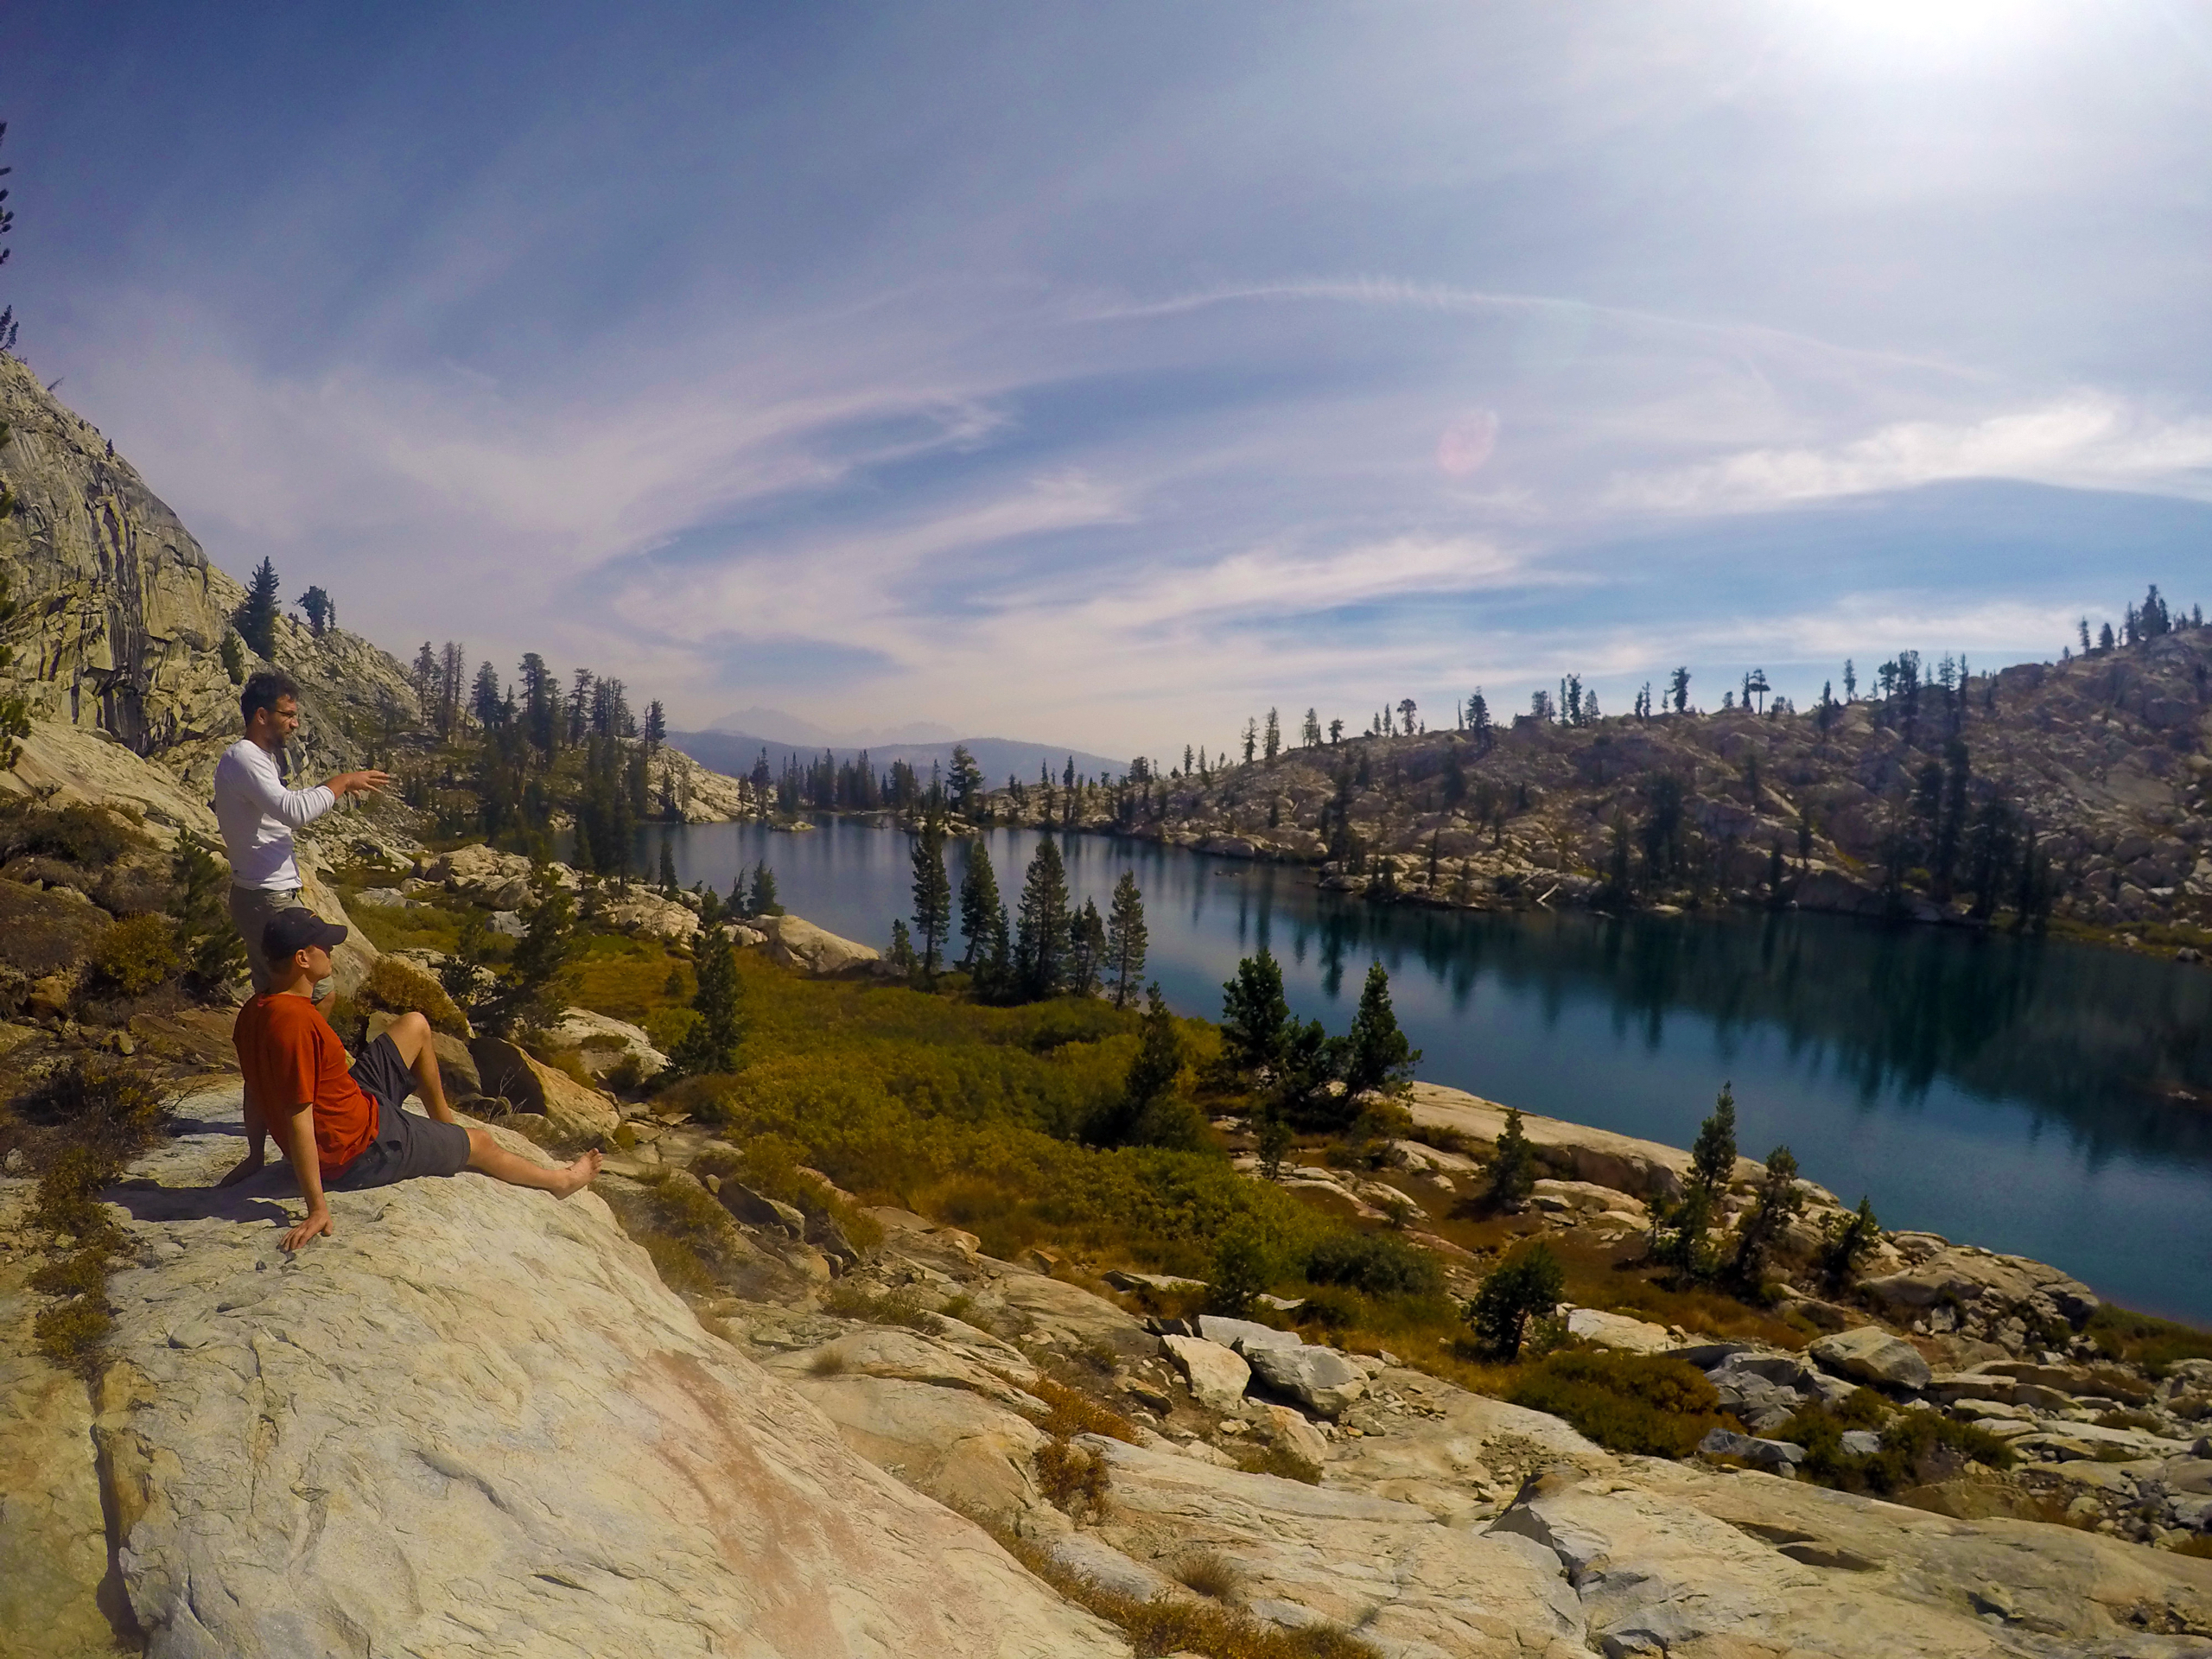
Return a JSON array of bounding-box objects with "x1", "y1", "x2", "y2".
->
[
  {"x1": 234, "y1": 558, "x2": 282, "y2": 658},
  {"x1": 1486, "y1": 1106, "x2": 1536, "y2": 1211},
  {"x1": 958, "y1": 839, "x2": 1007, "y2": 972},
  {"x1": 887, "y1": 918, "x2": 915, "y2": 970},
  {"x1": 1509, "y1": 1351, "x2": 1726, "y2": 1458},
  {"x1": 1657, "y1": 1084, "x2": 1737, "y2": 1275},
  {"x1": 1219, "y1": 948, "x2": 1290, "y2": 1076},
  {"x1": 1105, "y1": 870, "x2": 1147, "y2": 1008},
  {"x1": 1780, "y1": 1395, "x2": 2014, "y2": 1494},
  {"x1": 1014, "y1": 838, "x2": 1071, "y2": 998},
  {"x1": 219, "y1": 632, "x2": 245, "y2": 685},
  {"x1": 658, "y1": 838, "x2": 679, "y2": 897},
  {"x1": 296, "y1": 585, "x2": 334, "y2": 637},
  {"x1": 2086, "y1": 1304, "x2": 2212, "y2": 1374},
  {"x1": 1341, "y1": 962, "x2": 1418, "y2": 1098},
  {"x1": 91, "y1": 913, "x2": 179, "y2": 995},
  {"x1": 1255, "y1": 1101, "x2": 1293, "y2": 1179},
  {"x1": 1303, "y1": 1231, "x2": 1442, "y2": 1300},
  {"x1": 1067, "y1": 898, "x2": 1105, "y2": 997},
  {"x1": 1271, "y1": 1016, "x2": 1347, "y2": 1128},
  {"x1": 747, "y1": 861, "x2": 783, "y2": 918},
  {"x1": 1817, "y1": 1196, "x2": 1882, "y2": 1292},
  {"x1": 1090, "y1": 983, "x2": 1200, "y2": 1149},
  {"x1": 1207, "y1": 1219, "x2": 1277, "y2": 1316},
  {"x1": 1466, "y1": 1241, "x2": 1564, "y2": 1358},
  {"x1": 0, "y1": 798, "x2": 139, "y2": 867},
  {"x1": 909, "y1": 814, "x2": 951, "y2": 978},
  {"x1": 170, "y1": 831, "x2": 246, "y2": 988},
  {"x1": 1690, "y1": 1082, "x2": 1737, "y2": 1192},
  {"x1": 1730, "y1": 1144, "x2": 1804, "y2": 1289},
  {"x1": 477, "y1": 878, "x2": 575, "y2": 1034},
  {"x1": 671, "y1": 927, "x2": 744, "y2": 1077}
]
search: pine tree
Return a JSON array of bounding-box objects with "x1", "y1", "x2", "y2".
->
[
  {"x1": 1660, "y1": 1084, "x2": 1738, "y2": 1274},
  {"x1": 1729, "y1": 1144, "x2": 1804, "y2": 1290},
  {"x1": 643, "y1": 700, "x2": 667, "y2": 753},
  {"x1": 1242, "y1": 719, "x2": 1258, "y2": 764},
  {"x1": 958, "y1": 840, "x2": 1005, "y2": 970},
  {"x1": 1092, "y1": 982, "x2": 1186, "y2": 1147},
  {"x1": 1219, "y1": 948, "x2": 1290, "y2": 1077},
  {"x1": 1487, "y1": 1106, "x2": 1535, "y2": 1211},
  {"x1": 0, "y1": 122, "x2": 21, "y2": 355},
  {"x1": 1067, "y1": 898, "x2": 1105, "y2": 995},
  {"x1": 747, "y1": 861, "x2": 783, "y2": 918},
  {"x1": 909, "y1": 812, "x2": 952, "y2": 978},
  {"x1": 948, "y1": 744, "x2": 983, "y2": 817},
  {"x1": 297, "y1": 586, "x2": 334, "y2": 638},
  {"x1": 1104, "y1": 869, "x2": 1147, "y2": 1008},
  {"x1": 1342, "y1": 961, "x2": 1419, "y2": 1098},
  {"x1": 234, "y1": 558, "x2": 282, "y2": 658},
  {"x1": 1301, "y1": 708, "x2": 1322, "y2": 747},
  {"x1": 658, "y1": 837, "x2": 679, "y2": 897},
  {"x1": 1013, "y1": 839, "x2": 1071, "y2": 997},
  {"x1": 1466, "y1": 1242, "x2": 1564, "y2": 1358},
  {"x1": 671, "y1": 927, "x2": 743, "y2": 1076},
  {"x1": 1263, "y1": 708, "x2": 1281, "y2": 760},
  {"x1": 172, "y1": 832, "x2": 247, "y2": 988}
]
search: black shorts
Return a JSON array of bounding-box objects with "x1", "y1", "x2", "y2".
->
[{"x1": 327, "y1": 1034, "x2": 472, "y2": 1191}]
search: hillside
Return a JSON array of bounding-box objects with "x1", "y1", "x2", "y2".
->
[
  {"x1": 670, "y1": 728, "x2": 1128, "y2": 800},
  {"x1": 985, "y1": 626, "x2": 2212, "y2": 942}
]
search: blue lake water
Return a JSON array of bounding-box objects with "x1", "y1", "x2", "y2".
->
[{"x1": 634, "y1": 817, "x2": 2212, "y2": 1326}]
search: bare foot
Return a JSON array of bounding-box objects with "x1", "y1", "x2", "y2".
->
[
  {"x1": 550, "y1": 1149, "x2": 602, "y2": 1198},
  {"x1": 216, "y1": 1154, "x2": 265, "y2": 1189}
]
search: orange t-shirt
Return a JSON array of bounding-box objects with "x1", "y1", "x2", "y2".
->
[{"x1": 232, "y1": 994, "x2": 378, "y2": 1174}]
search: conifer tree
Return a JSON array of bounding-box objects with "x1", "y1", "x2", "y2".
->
[
  {"x1": 173, "y1": 831, "x2": 247, "y2": 987},
  {"x1": 1729, "y1": 1144, "x2": 1804, "y2": 1290},
  {"x1": 747, "y1": 861, "x2": 783, "y2": 918},
  {"x1": 1466, "y1": 1242, "x2": 1564, "y2": 1359},
  {"x1": 671, "y1": 927, "x2": 743, "y2": 1076},
  {"x1": 958, "y1": 840, "x2": 1005, "y2": 970},
  {"x1": 1342, "y1": 961, "x2": 1419, "y2": 1098},
  {"x1": 1088, "y1": 982, "x2": 1192, "y2": 1147},
  {"x1": 909, "y1": 812, "x2": 952, "y2": 979},
  {"x1": 1242, "y1": 719, "x2": 1258, "y2": 764},
  {"x1": 658, "y1": 838, "x2": 679, "y2": 896},
  {"x1": 643, "y1": 700, "x2": 666, "y2": 753},
  {"x1": 1014, "y1": 839, "x2": 1071, "y2": 997},
  {"x1": 1068, "y1": 898, "x2": 1105, "y2": 995},
  {"x1": 1486, "y1": 1106, "x2": 1535, "y2": 1211},
  {"x1": 1659, "y1": 1084, "x2": 1738, "y2": 1274},
  {"x1": 1668, "y1": 666, "x2": 1691, "y2": 714},
  {"x1": 1301, "y1": 708, "x2": 1322, "y2": 747},
  {"x1": 1219, "y1": 948, "x2": 1290, "y2": 1077},
  {"x1": 297, "y1": 586, "x2": 334, "y2": 638},
  {"x1": 947, "y1": 743, "x2": 983, "y2": 817},
  {"x1": 234, "y1": 558, "x2": 282, "y2": 658},
  {"x1": 0, "y1": 121, "x2": 18, "y2": 354},
  {"x1": 1263, "y1": 708, "x2": 1281, "y2": 760},
  {"x1": 1104, "y1": 869, "x2": 1147, "y2": 1007}
]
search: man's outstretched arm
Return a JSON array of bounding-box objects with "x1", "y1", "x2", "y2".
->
[
  {"x1": 278, "y1": 1103, "x2": 334, "y2": 1251},
  {"x1": 216, "y1": 1081, "x2": 270, "y2": 1187}
]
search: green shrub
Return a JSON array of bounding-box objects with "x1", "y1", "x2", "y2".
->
[
  {"x1": 1304, "y1": 1231, "x2": 1443, "y2": 1300},
  {"x1": 92, "y1": 912, "x2": 181, "y2": 995},
  {"x1": 1507, "y1": 1351, "x2": 1725, "y2": 1458},
  {"x1": 0, "y1": 798, "x2": 143, "y2": 867},
  {"x1": 1466, "y1": 1242, "x2": 1565, "y2": 1358},
  {"x1": 1778, "y1": 1396, "x2": 2015, "y2": 1495},
  {"x1": 2087, "y1": 1304, "x2": 2212, "y2": 1375}
]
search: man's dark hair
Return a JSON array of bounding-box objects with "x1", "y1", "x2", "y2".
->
[{"x1": 240, "y1": 670, "x2": 301, "y2": 727}]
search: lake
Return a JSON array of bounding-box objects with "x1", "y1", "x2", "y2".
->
[{"x1": 632, "y1": 817, "x2": 2212, "y2": 1326}]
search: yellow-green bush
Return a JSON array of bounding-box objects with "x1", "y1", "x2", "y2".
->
[
  {"x1": 1506, "y1": 1350, "x2": 1726, "y2": 1458},
  {"x1": 359, "y1": 955, "x2": 468, "y2": 1034},
  {"x1": 1781, "y1": 1395, "x2": 2015, "y2": 1494},
  {"x1": 92, "y1": 912, "x2": 181, "y2": 995}
]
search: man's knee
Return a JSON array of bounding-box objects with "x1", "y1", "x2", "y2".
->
[
  {"x1": 463, "y1": 1125, "x2": 493, "y2": 1164},
  {"x1": 389, "y1": 1009, "x2": 431, "y2": 1057}
]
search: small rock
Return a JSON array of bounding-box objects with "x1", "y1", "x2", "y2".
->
[
  {"x1": 1259, "y1": 1402, "x2": 1330, "y2": 1469},
  {"x1": 3, "y1": 1147, "x2": 25, "y2": 1174},
  {"x1": 1197, "y1": 1315, "x2": 1302, "y2": 1352},
  {"x1": 1840, "y1": 1430, "x2": 1884, "y2": 1458}
]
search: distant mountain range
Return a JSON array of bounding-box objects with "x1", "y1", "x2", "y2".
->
[
  {"x1": 703, "y1": 707, "x2": 960, "y2": 747},
  {"x1": 669, "y1": 726, "x2": 1129, "y2": 789}
]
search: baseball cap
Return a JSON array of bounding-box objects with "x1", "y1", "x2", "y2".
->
[{"x1": 262, "y1": 908, "x2": 348, "y2": 964}]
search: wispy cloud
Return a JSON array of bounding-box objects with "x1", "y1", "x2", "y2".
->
[{"x1": 1611, "y1": 397, "x2": 2212, "y2": 513}]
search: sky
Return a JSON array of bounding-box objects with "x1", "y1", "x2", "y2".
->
[{"x1": 8, "y1": 1, "x2": 2212, "y2": 759}]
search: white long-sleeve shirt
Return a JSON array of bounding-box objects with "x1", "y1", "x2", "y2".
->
[{"x1": 213, "y1": 738, "x2": 336, "y2": 891}]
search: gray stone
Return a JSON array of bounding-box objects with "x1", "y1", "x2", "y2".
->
[
  {"x1": 1698, "y1": 1427, "x2": 1808, "y2": 1470},
  {"x1": 1161, "y1": 1335, "x2": 1252, "y2": 1412},
  {"x1": 1197, "y1": 1313, "x2": 1303, "y2": 1352},
  {"x1": 1840, "y1": 1429, "x2": 1884, "y2": 1457},
  {"x1": 1245, "y1": 1343, "x2": 1370, "y2": 1420},
  {"x1": 1809, "y1": 1326, "x2": 1933, "y2": 1391}
]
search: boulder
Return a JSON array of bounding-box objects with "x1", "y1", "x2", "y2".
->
[
  {"x1": 1696, "y1": 1427, "x2": 1807, "y2": 1471},
  {"x1": 1810, "y1": 1326, "x2": 1933, "y2": 1391},
  {"x1": 467, "y1": 1035, "x2": 620, "y2": 1141},
  {"x1": 1197, "y1": 1314, "x2": 1303, "y2": 1352},
  {"x1": 78, "y1": 1088, "x2": 1128, "y2": 1657},
  {"x1": 754, "y1": 913, "x2": 882, "y2": 977},
  {"x1": 1402, "y1": 1081, "x2": 1760, "y2": 1201},
  {"x1": 1245, "y1": 1344, "x2": 1370, "y2": 1420},
  {"x1": 1259, "y1": 1401, "x2": 1332, "y2": 1469},
  {"x1": 550, "y1": 1007, "x2": 669, "y2": 1081},
  {"x1": 596, "y1": 887, "x2": 701, "y2": 942},
  {"x1": 1564, "y1": 1306, "x2": 1675, "y2": 1355},
  {"x1": 1161, "y1": 1335, "x2": 1251, "y2": 1411}
]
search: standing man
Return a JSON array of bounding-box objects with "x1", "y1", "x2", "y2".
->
[{"x1": 214, "y1": 671, "x2": 391, "y2": 994}]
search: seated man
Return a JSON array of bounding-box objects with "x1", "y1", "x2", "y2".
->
[{"x1": 221, "y1": 909, "x2": 600, "y2": 1250}]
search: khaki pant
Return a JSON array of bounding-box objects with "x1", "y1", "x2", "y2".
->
[{"x1": 228, "y1": 885, "x2": 324, "y2": 997}]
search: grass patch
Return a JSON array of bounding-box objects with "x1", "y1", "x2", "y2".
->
[
  {"x1": 993, "y1": 1522, "x2": 1378, "y2": 1659},
  {"x1": 1778, "y1": 1396, "x2": 2016, "y2": 1495},
  {"x1": 1234, "y1": 1443, "x2": 1323, "y2": 1484},
  {"x1": 820, "y1": 1280, "x2": 946, "y2": 1332},
  {"x1": 1034, "y1": 1437, "x2": 1111, "y2": 1521},
  {"x1": 1174, "y1": 1551, "x2": 1244, "y2": 1600},
  {"x1": 2087, "y1": 1304, "x2": 2212, "y2": 1375},
  {"x1": 1506, "y1": 1350, "x2": 1728, "y2": 1458},
  {"x1": 1027, "y1": 1373, "x2": 1142, "y2": 1445}
]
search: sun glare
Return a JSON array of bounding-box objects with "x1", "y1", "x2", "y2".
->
[{"x1": 1793, "y1": 0, "x2": 2055, "y2": 66}]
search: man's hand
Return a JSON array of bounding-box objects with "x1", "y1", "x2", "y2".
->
[
  {"x1": 215, "y1": 1149, "x2": 265, "y2": 1188},
  {"x1": 283, "y1": 1205, "x2": 334, "y2": 1252},
  {"x1": 323, "y1": 768, "x2": 392, "y2": 801}
]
